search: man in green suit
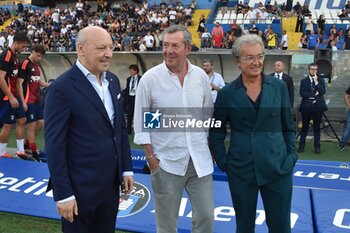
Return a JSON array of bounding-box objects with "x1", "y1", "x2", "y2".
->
[{"x1": 209, "y1": 34, "x2": 298, "y2": 233}]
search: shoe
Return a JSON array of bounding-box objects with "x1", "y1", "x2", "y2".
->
[
  {"x1": 315, "y1": 148, "x2": 321, "y2": 154},
  {"x1": 31, "y1": 151, "x2": 41, "y2": 162},
  {"x1": 0, "y1": 152, "x2": 12, "y2": 158},
  {"x1": 16, "y1": 151, "x2": 32, "y2": 161},
  {"x1": 339, "y1": 144, "x2": 345, "y2": 151},
  {"x1": 297, "y1": 147, "x2": 304, "y2": 153}
]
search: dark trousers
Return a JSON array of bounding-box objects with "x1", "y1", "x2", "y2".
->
[
  {"x1": 62, "y1": 197, "x2": 119, "y2": 233},
  {"x1": 300, "y1": 108, "x2": 323, "y2": 149},
  {"x1": 127, "y1": 96, "x2": 135, "y2": 134},
  {"x1": 227, "y1": 172, "x2": 293, "y2": 233}
]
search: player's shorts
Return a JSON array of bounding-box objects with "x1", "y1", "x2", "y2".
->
[
  {"x1": 2, "y1": 98, "x2": 27, "y2": 124},
  {"x1": 26, "y1": 103, "x2": 44, "y2": 123}
]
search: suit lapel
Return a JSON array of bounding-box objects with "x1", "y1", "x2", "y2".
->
[
  {"x1": 71, "y1": 65, "x2": 111, "y2": 124},
  {"x1": 106, "y1": 74, "x2": 120, "y2": 128}
]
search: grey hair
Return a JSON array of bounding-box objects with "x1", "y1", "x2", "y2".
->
[
  {"x1": 164, "y1": 25, "x2": 192, "y2": 46},
  {"x1": 76, "y1": 28, "x2": 88, "y2": 46},
  {"x1": 202, "y1": 58, "x2": 213, "y2": 65},
  {"x1": 231, "y1": 34, "x2": 264, "y2": 59}
]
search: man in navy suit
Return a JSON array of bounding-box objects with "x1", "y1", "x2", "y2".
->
[
  {"x1": 270, "y1": 60, "x2": 294, "y2": 107},
  {"x1": 123, "y1": 64, "x2": 141, "y2": 134},
  {"x1": 298, "y1": 63, "x2": 328, "y2": 154},
  {"x1": 45, "y1": 26, "x2": 134, "y2": 233}
]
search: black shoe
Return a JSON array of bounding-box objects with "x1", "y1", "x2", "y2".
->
[
  {"x1": 297, "y1": 147, "x2": 304, "y2": 153},
  {"x1": 32, "y1": 151, "x2": 41, "y2": 162},
  {"x1": 315, "y1": 148, "x2": 321, "y2": 154},
  {"x1": 339, "y1": 144, "x2": 345, "y2": 151}
]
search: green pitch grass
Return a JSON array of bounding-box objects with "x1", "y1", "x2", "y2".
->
[{"x1": 1, "y1": 131, "x2": 349, "y2": 232}]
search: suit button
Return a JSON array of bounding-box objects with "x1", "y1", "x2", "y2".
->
[
  {"x1": 113, "y1": 137, "x2": 117, "y2": 141},
  {"x1": 251, "y1": 134, "x2": 255, "y2": 137}
]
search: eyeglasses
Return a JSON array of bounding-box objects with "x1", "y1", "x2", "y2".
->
[{"x1": 238, "y1": 54, "x2": 265, "y2": 63}]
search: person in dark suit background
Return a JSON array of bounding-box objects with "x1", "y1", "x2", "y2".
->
[
  {"x1": 298, "y1": 63, "x2": 328, "y2": 154},
  {"x1": 270, "y1": 60, "x2": 295, "y2": 107},
  {"x1": 45, "y1": 26, "x2": 133, "y2": 233},
  {"x1": 123, "y1": 64, "x2": 141, "y2": 134},
  {"x1": 210, "y1": 34, "x2": 297, "y2": 233}
]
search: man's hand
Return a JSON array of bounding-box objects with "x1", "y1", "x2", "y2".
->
[
  {"x1": 210, "y1": 83, "x2": 219, "y2": 91},
  {"x1": 22, "y1": 101, "x2": 27, "y2": 112},
  {"x1": 9, "y1": 97, "x2": 18, "y2": 108},
  {"x1": 147, "y1": 156, "x2": 160, "y2": 174},
  {"x1": 122, "y1": 176, "x2": 134, "y2": 194},
  {"x1": 56, "y1": 199, "x2": 78, "y2": 223}
]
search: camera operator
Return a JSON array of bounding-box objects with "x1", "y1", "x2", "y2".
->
[{"x1": 298, "y1": 63, "x2": 328, "y2": 154}]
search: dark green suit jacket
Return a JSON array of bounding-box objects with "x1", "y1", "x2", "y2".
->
[{"x1": 209, "y1": 74, "x2": 298, "y2": 185}]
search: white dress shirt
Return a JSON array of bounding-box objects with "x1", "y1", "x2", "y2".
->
[
  {"x1": 209, "y1": 72, "x2": 225, "y2": 103},
  {"x1": 134, "y1": 60, "x2": 214, "y2": 178}
]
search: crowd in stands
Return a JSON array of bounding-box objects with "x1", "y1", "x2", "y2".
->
[
  {"x1": 0, "y1": 0, "x2": 350, "y2": 52},
  {"x1": 0, "y1": 0, "x2": 197, "y2": 52},
  {"x1": 199, "y1": 0, "x2": 350, "y2": 51}
]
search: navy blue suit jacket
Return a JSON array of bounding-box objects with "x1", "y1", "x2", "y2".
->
[
  {"x1": 45, "y1": 64, "x2": 133, "y2": 205},
  {"x1": 299, "y1": 76, "x2": 328, "y2": 113}
]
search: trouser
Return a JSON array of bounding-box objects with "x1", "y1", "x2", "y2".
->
[
  {"x1": 62, "y1": 197, "x2": 119, "y2": 233},
  {"x1": 227, "y1": 172, "x2": 293, "y2": 233},
  {"x1": 340, "y1": 110, "x2": 350, "y2": 146},
  {"x1": 300, "y1": 109, "x2": 323, "y2": 149},
  {"x1": 151, "y1": 159, "x2": 214, "y2": 233}
]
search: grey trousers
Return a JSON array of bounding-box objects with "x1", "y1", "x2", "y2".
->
[{"x1": 151, "y1": 159, "x2": 214, "y2": 233}]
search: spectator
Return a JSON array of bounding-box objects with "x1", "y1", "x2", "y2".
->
[
  {"x1": 0, "y1": 33, "x2": 5, "y2": 48},
  {"x1": 344, "y1": 30, "x2": 350, "y2": 50},
  {"x1": 280, "y1": 29, "x2": 289, "y2": 50},
  {"x1": 154, "y1": 29, "x2": 163, "y2": 51},
  {"x1": 338, "y1": 10, "x2": 349, "y2": 22},
  {"x1": 317, "y1": 15, "x2": 325, "y2": 34},
  {"x1": 307, "y1": 30, "x2": 319, "y2": 50},
  {"x1": 305, "y1": 17, "x2": 313, "y2": 35},
  {"x1": 267, "y1": 29, "x2": 278, "y2": 49},
  {"x1": 299, "y1": 33, "x2": 308, "y2": 49},
  {"x1": 201, "y1": 27, "x2": 211, "y2": 48},
  {"x1": 144, "y1": 31, "x2": 154, "y2": 51},
  {"x1": 211, "y1": 21, "x2": 224, "y2": 48},
  {"x1": 345, "y1": 0, "x2": 350, "y2": 14}
]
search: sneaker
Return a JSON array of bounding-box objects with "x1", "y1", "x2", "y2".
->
[
  {"x1": 0, "y1": 152, "x2": 12, "y2": 159},
  {"x1": 16, "y1": 151, "x2": 32, "y2": 161},
  {"x1": 31, "y1": 151, "x2": 41, "y2": 162},
  {"x1": 339, "y1": 144, "x2": 345, "y2": 151}
]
